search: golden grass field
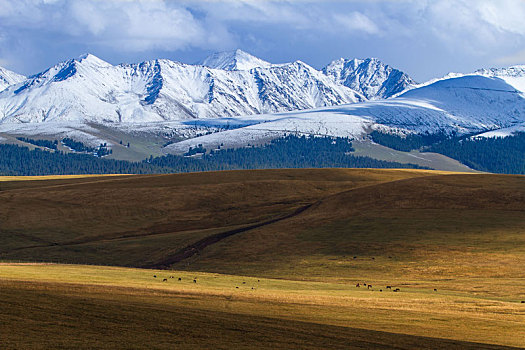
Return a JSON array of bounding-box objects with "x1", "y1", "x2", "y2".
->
[{"x1": 0, "y1": 169, "x2": 524, "y2": 348}]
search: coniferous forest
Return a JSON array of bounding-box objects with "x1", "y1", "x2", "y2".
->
[
  {"x1": 370, "y1": 131, "x2": 525, "y2": 174},
  {"x1": 426, "y1": 133, "x2": 525, "y2": 174},
  {"x1": 0, "y1": 135, "x2": 426, "y2": 176},
  {"x1": 2, "y1": 132, "x2": 524, "y2": 176}
]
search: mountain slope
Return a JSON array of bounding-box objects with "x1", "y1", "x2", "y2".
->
[
  {"x1": 0, "y1": 54, "x2": 363, "y2": 123},
  {"x1": 322, "y1": 58, "x2": 415, "y2": 99},
  {"x1": 474, "y1": 65, "x2": 525, "y2": 93},
  {"x1": 164, "y1": 75, "x2": 525, "y2": 155},
  {"x1": 0, "y1": 66, "x2": 25, "y2": 92}
]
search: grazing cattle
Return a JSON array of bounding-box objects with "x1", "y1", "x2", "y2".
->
[
  {"x1": 371, "y1": 257, "x2": 375, "y2": 260},
  {"x1": 153, "y1": 275, "x2": 157, "y2": 278},
  {"x1": 242, "y1": 282, "x2": 246, "y2": 284},
  {"x1": 394, "y1": 288, "x2": 400, "y2": 292},
  {"x1": 356, "y1": 283, "x2": 360, "y2": 288},
  {"x1": 162, "y1": 278, "x2": 167, "y2": 282},
  {"x1": 193, "y1": 279, "x2": 197, "y2": 283},
  {"x1": 521, "y1": 301, "x2": 524, "y2": 303},
  {"x1": 386, "y1": 286, "x2": 392, "y2": 289},
  {"x1": 434, "y1": 288, "x2": 437, "y2": 292},
  {"x1": 236, "y1": 286, "x2": 239, "y2": 289},
  {"x1": 363, "y1": 283, "x2": 367, "y2": 286},
  {"x1": 368, "y1": 285, "x2": 372, "y2": 289},
  {"x1": 170, "y1": 276, "x2": 174, "y2": 279},
  {"x1": 257, "y1": 280, "x2": 260, "y2": 282},
  {"x1": 379, "y1": 289, "x2": 382, "y2": 292},
  {"x1": 353, "y1": 256, "x2": 357, "y2": 259},
  {"x1": 178, "y1": 277, "x2": 181, "y2": 281}
]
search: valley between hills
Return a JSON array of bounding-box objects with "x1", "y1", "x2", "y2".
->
[{"x1": 1, "y1": 169, "x2": 524, "y2": 349}]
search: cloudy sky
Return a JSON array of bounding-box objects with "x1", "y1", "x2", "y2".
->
[{"x1": 1, "y1": 0, "x2": 525, "y2": 81}]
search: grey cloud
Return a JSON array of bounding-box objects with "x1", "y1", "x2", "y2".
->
[{"x1": 1, "y1": 0, "x2": 525, "y2": 80}]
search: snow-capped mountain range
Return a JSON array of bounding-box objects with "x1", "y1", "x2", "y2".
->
[
  {"x1": 0, "y1": 50, "x2": 416, "y2": 124},
  {"x1": 1, "y1": 50, "x2": 525, "y2": 164}
]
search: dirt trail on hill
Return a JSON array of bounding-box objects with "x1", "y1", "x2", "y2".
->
[{"x1": 144, "y1": 203, "x2": 313, "y2": 269}]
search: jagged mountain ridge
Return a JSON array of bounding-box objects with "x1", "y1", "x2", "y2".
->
[
  {"x1": 322, "y1": 58, "x2": 416, "y2": 99},
  {"x1": 0, "y1": 52, "x2": 370, "y2": 123}
]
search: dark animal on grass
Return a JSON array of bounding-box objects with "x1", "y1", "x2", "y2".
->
[
  {"x1": 242, "y1": 282, "x2": 246, "y2": 284},
  {"x1": 163, "y1": 278, "x2": 167, "y2": 282},
  {"x1": 193, "y1": 279, "x2": 197, "y2": 283},
  {"x1": 368, "y1": 285, "x2": 372, "y2": 289},
  {"x1": 363, "y1": 283, "x2": 367, "y2": 286},
  {"x1": 386, "y1": 286, "x2": 392, "y2": 289},
  {"x1": 170, "y1": 276, "x2": 174, "y2": 279},
  {"x1": 434, "y1": 289, "x2": 437, "y2": 292},
  {"x1": 178, "y1": 277, "x2": 181, "y2": 281},
  {"x1": 380, "y1": 289, "x2": 382, "y2": 292},
  {"x1": 394, "y1": 288, "x2": 400, "y2": 292},
  {"x1": 153, "y1": 275, "x2": 156, "y2": 278},
  {"x1": 356, "y1": 283, "x2": 360, "y2": 288}
]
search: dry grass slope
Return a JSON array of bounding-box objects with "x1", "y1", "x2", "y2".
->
[
  {"x1": 0, "y1": 169, "x2": 524, "y2": 348},
  {"x1": 0, "y1": 264, "x2": 523, "y2": 349}
]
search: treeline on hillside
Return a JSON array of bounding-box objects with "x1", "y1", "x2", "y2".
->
[
  {"x1": 61, "y1": 137, "x2": 112, "y2": 157},
  {"x1": 0, "y1": 135, "x2": 426, "y2": 176},
  {"x1": 16, "y1": 137, "x2": 58, "y2": 150},
  {"x1": 427, "y1": 132, "x2": 525, "y2": 174},
  {"x1": 369, "y1": 130, "x2": 449, "y2": 152},
  {"x1": 62, "y1": 137, "x2": 96, "y2": 153},
  {"x1": 370, "y1": 130, "x2": 525, "y2": 174},
  {"x1": 0, "y1": 144, "x2": 168, "y2": 175},
  {"x1": 149, "y1": 135, "x2": 426, "y2": 171}
]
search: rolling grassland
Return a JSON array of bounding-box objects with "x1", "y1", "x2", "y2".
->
[
  {"x1": 0, "y1": 169, "x2": 524, "y2": 348},
  {"x1": 0, "y1": 263, "x2": 523, "y2": 349}
]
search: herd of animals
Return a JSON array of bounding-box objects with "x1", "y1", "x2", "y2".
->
[
  {"x1": 150, "y1": 275, "x2": 442, "y2": 293},
  {"x1": 149, "y1": 274, "x2": 525, "y2": 303},
  {"x1": 152, "y1": 275, "x2": 261, "y2": 290}
]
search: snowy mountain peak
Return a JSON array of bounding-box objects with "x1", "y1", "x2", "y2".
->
[
  {"x1": 76, "y1": 53, "x2": 112, "y2": 68},
  {"x1": 0, "y1": 66, "x2": 26, "y2": 92},
  {"x1": 200, "y1": 49, "x2": 271, "y2": 71},
  {"x1": 322, "y1": 57, "x2": 416, "y2": 100}
]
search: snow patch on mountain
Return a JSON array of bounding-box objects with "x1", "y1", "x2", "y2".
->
[{"x1": 473, "y1": 122, "x2": 525, "y2": 138}]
